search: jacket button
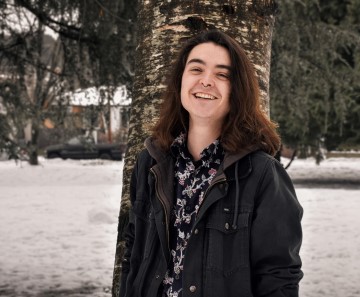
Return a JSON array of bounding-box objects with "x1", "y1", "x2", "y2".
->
[
  {"x1": 225, "y1": 222, "x2": 230, "y2": 230},
  {"x1": 189, "y1": 285, "x2": 197, "y2": 292},
  {"x1": 194, "y1": 228, "x2": 199, "y2": 235},
  {"x1": 155, "y1": 274, "x2": 160, "y2": 279}
]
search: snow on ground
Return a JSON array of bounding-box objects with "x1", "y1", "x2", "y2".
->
[
  {"x1": 0, "y1": 158, "x2": 123, "y2": 297},
  {"x1": 286, "y1": 156, "x2": 360, "y2": 186},
  {"x1": 298, "y1": 187, "x2": 360, "y2": 297},
  {"x1": 0, "y1": 156, "x2": 359, "y2": 297}
]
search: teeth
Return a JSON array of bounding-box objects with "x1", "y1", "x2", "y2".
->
[{"x1": 194, "y1": 93, "x2": 216, "y2": 100}]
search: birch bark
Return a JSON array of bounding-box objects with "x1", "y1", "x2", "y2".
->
[{"x1": 113, "y1": 1, "x2": 277, "y2": 295}]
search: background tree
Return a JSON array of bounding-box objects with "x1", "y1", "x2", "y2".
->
[
  {"x1": 0, "y1": 0, "x2": 137, "y2": 164},
  {"x1": 270, "y1": 0, "x2": 360, "y2": 157},
  {"x1": 112, "y1": 1, "x2": 279, "y2": 295}
]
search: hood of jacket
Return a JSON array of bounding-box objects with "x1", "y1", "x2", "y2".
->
[{"x1": 144, "y1": 136, "x2": 258, "y2": 174}]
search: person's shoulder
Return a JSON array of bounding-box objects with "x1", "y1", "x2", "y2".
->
[
  {"x1": 137, "y1": 147, "x2": 151, "y2": 159},
  {"x1": 135, "y1": 148, "x2": 153, "y2": 166},
  {"x1": 249, "y1": 150, "x2": 276, "y2": 164},
  {"x1": 249, "y1": 150, "x2": 284, "y2": 172}
]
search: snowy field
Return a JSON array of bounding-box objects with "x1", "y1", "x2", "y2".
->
[{"x1": 0, "y1": 156, "x2": 359, "y2": 297}]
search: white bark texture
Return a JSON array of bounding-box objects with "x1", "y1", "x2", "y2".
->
[{"x1": 112, "y1": 1, "x2": 277, "y2": 295}]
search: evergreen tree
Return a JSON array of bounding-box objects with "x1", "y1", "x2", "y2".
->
[
  {"x1": 0, "y1": 0, "x2": 137, "y2": 164},
  {"x1": 270, "y1": 0, "x2": 360, "y2": 156}
]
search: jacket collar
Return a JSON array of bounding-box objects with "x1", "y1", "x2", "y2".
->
[
  {"x1": 222, "y1": 147, "x2": 256, "y2": 177},
  {"x1": 144, "y1": 137, "x2": 168, "y2": 164},
  {"x1": 145, "y1": 136, "x2": 257, "y2": 171}
]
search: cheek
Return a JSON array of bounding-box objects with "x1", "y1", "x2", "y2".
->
[
  {"x1": 180, "y1": 76, "x2": 193, "y2": 101},
  {"x1": 180, "y1": 86, "x2": 186, "y2": 104},
  {"x1": 222, "y1": 85, "x2": 231, "y2": 105},
  {"x1": 180, "y1": 77, "x2": 186, "y2": 98},
  {"x1": 181, "y1": 75, "x2": 191, "y2": 91},
  {"x1": 180, "y1": 88, "x2": 189, "y2": 110}
]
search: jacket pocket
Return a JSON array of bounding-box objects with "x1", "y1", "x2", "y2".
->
[{"x1": 205, "y1": 211, "x2": 250, "y2": 276}]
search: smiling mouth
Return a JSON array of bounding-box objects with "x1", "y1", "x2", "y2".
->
[{"x1": 193, "y1": 92, "x2": 217, "y2": 100}]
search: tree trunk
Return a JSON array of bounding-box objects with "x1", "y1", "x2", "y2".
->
[
  {"x1": 28, "y1": 121, "x2": 40, "y2": 165},
  {"x1": 112, "y1": 1, "x2": 277, "y2": 295}
]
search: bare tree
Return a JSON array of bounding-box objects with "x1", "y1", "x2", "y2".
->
[
  {"x1": 0, "y1": 3, "x2": 64, "y2": 164},
  {"x1": 112, "y1": 1, "x2": 278, "y2": 295}
]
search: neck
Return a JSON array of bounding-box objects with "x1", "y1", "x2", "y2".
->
[{"x1": 187, "y1": 120, "x2": 221, "y2": 161}]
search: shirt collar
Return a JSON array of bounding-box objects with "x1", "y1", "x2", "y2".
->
[{"x1": 170, "y1": 132, "x2": 224, "y2": 165}]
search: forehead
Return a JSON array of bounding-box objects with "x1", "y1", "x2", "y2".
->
[{"x1": 186, "y1": 42, "x2": 231, "y2": 66}]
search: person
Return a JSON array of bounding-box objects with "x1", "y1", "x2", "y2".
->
[{"x1": 119, "y1": 30, "x2": 303, "y2": 297}]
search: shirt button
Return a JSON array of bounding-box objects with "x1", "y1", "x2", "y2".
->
[
  {"x1": 194, "y1": 228, "x2": 199, "y2": 235},
  {"x1": 189, "y1": 285, "x2": 197, "y2": 292}
]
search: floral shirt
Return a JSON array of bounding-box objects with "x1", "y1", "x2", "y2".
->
[{"x1": 162, "y1": 133, "x2": 225, "y2": 297}]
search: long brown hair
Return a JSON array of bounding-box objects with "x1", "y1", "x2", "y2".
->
[{"x1": 152, "y1": 30, "x2": 280, "y2": 156}]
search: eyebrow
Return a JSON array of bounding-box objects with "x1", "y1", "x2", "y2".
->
[{"x1": 187, "y1": 58, "x2": 231, "y2": 71}]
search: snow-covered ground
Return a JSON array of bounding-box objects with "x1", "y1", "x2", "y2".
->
[{"x1": 0, "y1": 157, "x2": 359, "y2": 297}]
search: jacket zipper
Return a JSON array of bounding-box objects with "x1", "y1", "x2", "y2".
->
[
  {"x1": 196, "y1": 176, "x2": 227, "y2": 219},
  {"x1": 150, "y1": 168, "x2": 170, "y2": 252}
]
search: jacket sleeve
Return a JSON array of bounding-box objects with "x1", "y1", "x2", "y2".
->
[
  {"x1": 119, "y1": 159, "x2": 139, "y2": 297},
  {"x1": 250, "y1": 158, "x2": 303, "y2": 297}
]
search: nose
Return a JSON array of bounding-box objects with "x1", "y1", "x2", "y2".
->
[{"x1": 200, "y1": 73, "x2": 213, "y2": 88}]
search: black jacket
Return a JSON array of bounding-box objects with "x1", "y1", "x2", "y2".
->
[{"x1": 120, "y1": 138, "x2": 303, "y2": 297}]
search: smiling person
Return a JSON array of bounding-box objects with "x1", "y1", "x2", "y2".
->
[{"x1": 119, "y1": 30, "x2": 303, "y2": 297}]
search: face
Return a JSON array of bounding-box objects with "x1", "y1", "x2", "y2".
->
[{"x1": 181, "y1": 42, "x2": 231, "y2": 127}]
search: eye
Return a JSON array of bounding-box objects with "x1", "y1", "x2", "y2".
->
[
  {"x1": 189, "y1": 67, "x2": 202, "y2": 73},
  {"x1": 217, "y1": 72, "x2": 229, "y2": 80}
]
